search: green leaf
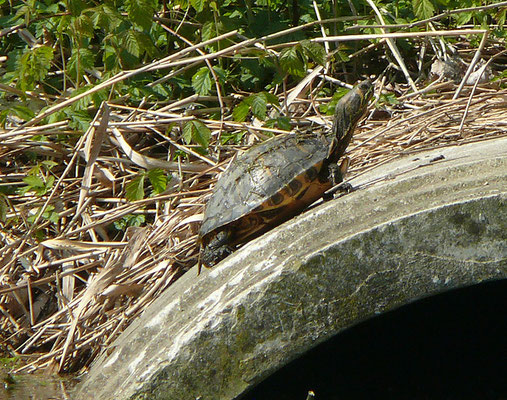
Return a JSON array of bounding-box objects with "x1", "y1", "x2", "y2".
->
[
  {"x1": 67, "y1": 48, "x2": 95, "y2": 80},
  {"x1": 73, "y1": 14, "x2": 94, "y2": 37},
  {"x1": 47, "y1": 210, "x2": 60, "y2": 223},
  {"x1": 147, "y1": 169, "x2": 167, "y2": 194},
  {"x1": 126, "y1": 175, "x2": 145, "y2": 201},
  {"x1": 212, "y1": 66, "x2": 227, "y2": 84},
  {"x1": 28, "y1": 205, "x2": 58, "y2": 224},
  {"x1": 192, "y1": 67, "x2": 212, "y2": 95},
  {"x1": 191, "y1": 0, "x2": 206, "y2": 13},
  {"x1": 41, "y1": 160, "x2": 58, "y2": 170},
  {"x1": 321, "y1": 87, "x2": 349, "y2": 115},
  {"x1": 23, "y1": 175, "x2": 44, "y2": 189},
  {"x1": 496, "y1": 7, "x2": 506, "y2": 30},
  {"x1": 122, "y1": 30, "x2": 141, "y2": 58},
  {"x1": 412, "y1": 0, "x2": 435, "y2": 19},
  {"x1": 276, "y1": 116, "x2": 291, "y2": 131},
  {"x1": 301, "y1": 40, "x2": 326, "y2": 66},
  {"x1": 251, "y1": 93, "x2": 267, "y2": 120},
  {"x1": 221, "y1": 131, "x2": 246, "y2": 145},
  {"x1": 45, "y1": 175, "x2": 55, "y2": 190},
  {"x1": 453, "y1": 11, "x2": 473, "y2": 26},
  {"x1": 134, "y1": 31, "x2": 158, "y2": 58},
  {"x1": 102, "y1": 45, "x2": 120, "y2": 72},
  {"x1": 114, "y1": 214, "x2": 146, "y2": 231},
  {"x1": 202, "y1": 21, "x2": 216, "y2": 42},
  {"x1": 10, "y1": 105, "x2": 35, "y2": 121},
  {"x1": 18, "y1": 46, "x2": 54, "y2": 91},
  {"x1": 21, "y1": 174, "x2": 54, "y2": 196},
  {"x1": 192, "y1": 120, "x2": 212, "y2": 148},
  {"x1": 92, "y1": 5, "x2": 122, "y2": 30},
  {"x1": 263, "y1": 92, "x2": 280, "y2": 106},
  {"x1": 279, "y1": 45, "x2": 306, "y2": 77},
  {"x1": 65, "y1": 109, "x2": 92, "y2": 130},
  {"x1": 336, "y1": 50, "x2": 350, "y2": 63},
  {"x1": 380, "y1": 93, "x2": 400, "y2": 105},
  {"x1": 126, "y1": 0, "x2": 155, "y2": 30},
  {"x1": 67, "y1": 0, "x2": 87, "y2": 16},
  {"x1": 0, "y1": 194, "x2": 7, "y2": 222},
  {"x1": 232, "y1": 99, "x2": 251, "y2": 122},
  {"x1": 182, "y1": 120, "x2": 211, "y2": 148}
]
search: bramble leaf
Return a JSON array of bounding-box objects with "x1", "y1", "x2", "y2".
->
[
  {"x1": 9, "y1": 105, "x2": 35, "y2": 121},
  {"x1": 18, "y1": 46, "x2": 54, "y2": 91},
  {"x1": 192, "y1": 67, "x2": 212, "y2": 95},
  {"x1": 191, "y1": 0, "x2": 206, "y2": 13},
  {"x1": 73, "y1": 14, "x2": 94, "y2": 37},
  {"x1": 147, "y1": 169, "x2": 167, "y2": 194},
  {"x1": 122, "y1": 30, "x2": 141, "y2": 58},
  {"x1": 412, "y1": 0, "x2": 435, "y2": 19},
  {"x1": 126, "y1": 175, "x2": 145, "y2": 201},
  {"x1": 183, "y1": 120, "x2": 211, "y2": 148},
  {"x1": 279, "y1": 45, "x2": 306, "y2": 77},
  {"x1": 301, "y1": 40, "x2": 326, "y2": 66},
  {"x1": 233, "y1": 99, "x2": 251, "y2": 122},
  {"x1": 67, "y1": 48, "x2": 95, "y2": 80},
  {"x1": 202, "y1": 21, "x2": 216, "y2": 42},
  {"x1": 126, "y1": 0, "x2": 155, "y2": 30},
  {"x1": 251, "y1": 93, "x2": 267, "y2": 120}
]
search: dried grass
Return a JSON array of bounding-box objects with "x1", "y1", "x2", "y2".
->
[{"x1": 0, "y1": 26, "x2": 506, "y2": 375}]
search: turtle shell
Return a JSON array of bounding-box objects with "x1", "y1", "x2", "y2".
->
[
  {"x1": 199, "y1": 132, "x2": 332, "y2": 247},
  {"x1": 199, "y1": 79, "x2": 373, "y2": 267}
]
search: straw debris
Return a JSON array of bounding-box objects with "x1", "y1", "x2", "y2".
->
[{"x1": 0, "y1": 29, "x2": 506, "y2": 375}]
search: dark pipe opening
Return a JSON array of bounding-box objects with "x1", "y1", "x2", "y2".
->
[{"x1": 242, "y1": 279, "x2": 506, "y2": 400}]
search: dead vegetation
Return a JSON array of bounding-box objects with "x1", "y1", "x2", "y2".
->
[{"x1": 0, "y1": 27, "x2": 506, "y2": 375}]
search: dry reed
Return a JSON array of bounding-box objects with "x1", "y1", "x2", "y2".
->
[{"x1": 0, "y1": 24, "x2": 506, "y2": 375}]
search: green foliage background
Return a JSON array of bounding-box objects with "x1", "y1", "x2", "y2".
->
[
  {"x1": 0, "y1": 0, "x2": 504, "y2": 229},
  {"x1": 1, "y1": 0, "x2": 504, "y2": 129}
]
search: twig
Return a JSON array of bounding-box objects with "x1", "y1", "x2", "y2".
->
[
  {"x1": 364, "y1": 0, "x2": 417, "y2": 92},
  {"x1": 453, "y1": 31, "x2": 489, "y2": 100}
]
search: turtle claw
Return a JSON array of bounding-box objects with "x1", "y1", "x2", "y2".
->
[
  {"x1": 323, "y1": 181, "x2": 355, "y2": 201},
  {"x1": 201, "y1": 229, "x2": 234, "y2": 267},
  {"x1": 338, "y1": 182, "x2": 355, "y2": 193}
]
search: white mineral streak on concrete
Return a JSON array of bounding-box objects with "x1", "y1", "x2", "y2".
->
[
  {"x1": 128, "y1": 350, "x2": 146, "y2": 374},
  {"x1": 164, "y1": 318, "x2": 210, "y2": 361},
  {"x1": 208, "y1": 250, "x2": 250, "y2": 278},
  {"x1": 138, "y1": 363, "x2": 156, "y2": 381},
  {"x1": 145, "y1": 298, "x2": 179, "y2": 328},
  {"x1": 159, "y1": 261, "x2": 286, "y2": 364},
  {"x1": 196, "y1": 283, "x2": 226, "y2": 311},
  {"x1": 227, "y1": 270, "x2": 245, "y2": 286},
  {"x1": 252, "y1": 258, "x2": 275, "y2": 273},
  {"x1": 102, "y1": 348, "x2": 119, "y2": 368}
]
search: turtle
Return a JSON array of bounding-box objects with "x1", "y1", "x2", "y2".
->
[{"x1": 198, "y1": 79, "x2": 374, "y2": 267}]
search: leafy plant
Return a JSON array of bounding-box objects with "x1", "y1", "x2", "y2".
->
[
  {"x1": 125, "y1": 168, "x2": 170, "y2": 201},
  {"x1": 233, "y1": 91, "x2": 280, "y2": 122},
  {"x1": 18, "y1": 161, "x2": 58, "y2": 196},
  {"x1": 0, "y1": 193, "x2": 8, "y2": 222},
  {"x1": 113, "y1": 214, "x2": 146, "y2": 231},
  {"x1": 27, "y1": 205, "x2": 59, "y2": 224},
  {"x1": 182, "y1": 120, "x2": 212, "y2": 148},
  {"x1": 279, "y1": 40, "x2": 326, "y2": 78}
]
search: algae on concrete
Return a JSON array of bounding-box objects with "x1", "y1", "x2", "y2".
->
[{"x1": 73, "y1": 137, "x2": 507, "y2": 400}]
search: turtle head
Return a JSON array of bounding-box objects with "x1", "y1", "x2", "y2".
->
[{"x1": 332, "y1": 79, "x2": 374, "y2": 143}]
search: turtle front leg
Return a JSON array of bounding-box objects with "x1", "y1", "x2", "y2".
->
[
  {"x1": 201, "y1": 229, "x2": 235, "y2": 268},
  {"x1": 324, "y1": 157, "x2": 354, "y2": 199}
]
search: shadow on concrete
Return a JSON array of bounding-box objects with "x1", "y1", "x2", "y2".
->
[{"x1": 243, "y1": 279, "x2": 507, "y2": 400}]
